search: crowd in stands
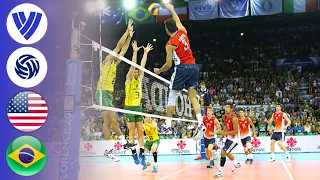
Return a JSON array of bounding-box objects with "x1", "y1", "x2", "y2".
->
[{"x1": 78, "y1": 21, "x2": 320, "y2": 141}]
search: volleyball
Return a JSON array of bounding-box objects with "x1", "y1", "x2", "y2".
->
[{"x1": 148, "y1": 3, "x2": 161, "y2": 15}]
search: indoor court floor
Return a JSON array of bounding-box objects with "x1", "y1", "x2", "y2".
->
[{"x1": 78, "y1": 153, "x2": 320, "y2": 180}]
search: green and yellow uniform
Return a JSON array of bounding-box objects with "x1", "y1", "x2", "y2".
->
[
  {"x1": 143, "y1": 122, "x2": 160, "y2": 150},
  {"x1": 124, "y1": 76, "x2": 144, "y2": 122},
  {"x1": 95, "y1": 61, "x2": 117, "y2": 108}
]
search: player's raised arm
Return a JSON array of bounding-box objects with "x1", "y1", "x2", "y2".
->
[
  {"x1": 126, "y1": 41, "x2": 140, "y2": 84},
  {"x1": 154, "y1": 45, "x2": 175, "y2": 75},
  {"x1": 140, "y1": 43, "x2": 153, "y2": 77},
  {"x1": 105, "y1": 19, "x2": 133, "y2": 64},
  {"x1": 248, "y1": 117, "x2": 256, "y2": 137},
  {"x1": 165, "y1": 3, "x2": 187, "y2": 34},
  {"x1": 283, "y1": 113, "x2": 291, "y2": 130},
  {"x1": 265, "y1": 113, "x2": 274, "y2": 124}
]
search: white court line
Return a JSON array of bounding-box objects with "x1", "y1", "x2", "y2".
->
[
  {"x1": 159, "y1": 162, "x2": 199, "y2": 180},
  {"x1": 281, "y1": 161, "x2": 294, "y2": 180}
]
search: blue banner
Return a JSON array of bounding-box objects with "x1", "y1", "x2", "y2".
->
[
  {"x1": 251, "y1": 0, "x2": 282, "y2": 16},
  {"x1": 219, "y1": 0, "x2": 249, "y2": 18},
  {"x1": 59, "y1": 59, "x2": 83, "y2": 180},
  {"x1": 188, "y1": 0, "x2": 218, "y2": 20},
  {"x1": 276, "y1": 57, "x2": 320, "y2": 67}
]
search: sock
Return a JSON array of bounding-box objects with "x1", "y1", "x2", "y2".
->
[
  {"x1": 210, "y1": 156, "x2": 214, "y2": 160},
  {"x1": 166, "y1": 119, "x2": 172, "y2": 128},
  {"x1": 140, "y1": 147, "x2": 144, "y2": 155},
  {"x1": 154, "y1": 163, "x2": 158, "y2": 166},
  {"x1": 246, "y1": 154, "x2": 249, "y2": 159},
  {"x1": 249, "y1": 153, "x2": 253, "y2": 159},
  {"x1": 271, "y1": 153, "x2": 275, "y2": 159},
  {"x1": 219, "y1": 167, "x2": 224, "y2": 172},
  {"x1": 220, "y1": 157, "x2": 226, "y2": 167},
  {"x1": 232, "y1": 159, "x2": 237, "y2": 165},
  {"x1": 131, "y1": 147, "x2": 136, "y2": 155},
  {"x1": 285, "y1": 151, "x2": 290, "y2": 157},
  {"x1": 196, "y1": 114, "x2": 202, "y2": 125},
  {"x1": 153, "y1": 152, "x2": 158, "y2": 163}
]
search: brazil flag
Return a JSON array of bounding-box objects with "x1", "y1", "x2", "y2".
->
[
  {"x1": 126, "y1": 4, "x2": 156, "y2": 24},
  {"x1": 6, "y1": 136, "x2": 47, "y2": 176}
]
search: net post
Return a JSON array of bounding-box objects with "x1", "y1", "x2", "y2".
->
[{"x1": 200, "y1": 106, "x2": 206, "y2": 160}]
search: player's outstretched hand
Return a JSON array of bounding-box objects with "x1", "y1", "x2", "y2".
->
[
  {"x1": 143, "y1": 43, "x2": 153, "y2": 53},
  {"x1": 127, "y1": 19, "x2": 133, "y2": 31},
  {"x1": 165, "y1": 3, "x2": 174, "y2": 11},
  {"x1": 131, "y1": 41, "x2": 142, "y2": 52}
]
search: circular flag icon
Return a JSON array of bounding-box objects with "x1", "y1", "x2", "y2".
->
[
  {"x1": 6, "y1": 3, "x2": 48, "y2": 44},
  {"x1": 6, "y1": 136, "x2": 47, "y2": 176},
  {"x1": 7, "y1": 47, "x2": 48, "y2": 88},
  {"x1": 7, "y1": 91, "x2": 48, "y2": 132}
]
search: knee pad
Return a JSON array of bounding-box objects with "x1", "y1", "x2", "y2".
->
[
  {"x1": 246, "y1": 142, "x2": 252, "y2": 149},
  {"x1": 168, "y1": 90, "x2": 179, "y2": 106}
]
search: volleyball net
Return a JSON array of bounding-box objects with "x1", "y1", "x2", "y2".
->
[{"x1": 79, "y1": 34, "x2": 200, "y2": 141}]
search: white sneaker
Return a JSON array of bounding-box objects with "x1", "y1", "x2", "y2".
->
[
  {"x1": 104, "y1": 149, "x2": 120, "y2": 162},
  {"x1": 193, "y1": 125, "x2": 206, "y2": 141},
  {"x1": 231, "y1": 163, "x2": 241, "y2": 172},
  {"x1": 214, "y1": 169, "x2": 223, "y2": 178},
  {"x1": 267, "y1": 158, "x2": 275, "y2": 162}
]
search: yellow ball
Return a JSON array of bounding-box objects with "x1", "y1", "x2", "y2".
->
[{"x1": 148, "y1": 3, "x2": 161, "y2": 15}]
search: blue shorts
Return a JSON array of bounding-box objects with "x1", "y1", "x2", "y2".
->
[
  {"x1": 204, "y1": 137, "x2": 215, "y2": 148},
  {"x1": 241, "y1": 136, "x2": 251, "y2": 146},
  {"x1": 271, "y1": 132, "x2": 286, "y2": 141},
  {"x1": 170, "y1": 64, "x2": 199, "y2": 90},
  {"x1": 222, "y1": 139, "x2": 238, "y2": 153}
]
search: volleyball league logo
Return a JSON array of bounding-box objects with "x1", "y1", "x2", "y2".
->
[
  {"x1": 6, "y1": 136, "x2": 47, "y2": 176},
  {"x1": 6, "y1": 3, "x2": 48, "y2": 44},
  {"x1": 7, "y1": 47, "x2": 47, "y2": 88},
  {"x1": 7, "y1": 91, "x2": 48, "y2": 132}
]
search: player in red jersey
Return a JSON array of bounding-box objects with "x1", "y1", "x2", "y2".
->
[
  {"x1": 264, "y1": 104, "x2": 292, "y2": 162},
  {"x1": 154, "y1": 3, "x2": 205, "y2": 138},
  {"x1": 203, "y1": 106, "x2": 221, "y2": 168},
  {"x1": 238, "y1": 108, "x2": 256, "y2": 164},
  {"x1": 214, "y1": 103, "x2": 241, "y2": 178}
]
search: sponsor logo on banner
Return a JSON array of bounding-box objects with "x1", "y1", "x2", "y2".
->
[
  {"x1": 286, "y1": 137, "x2": 301, "y2": 152},
  {"x1": 251, "y1": 138, "x2": 265, "y2": 152},
  {"x1": 171, "y1": 140, "x2": 190, "y2": 153},
  {"x1": 80, "y1": 142, "x2": 96, "y2": 156},
  {"x1": 113, "y1": 142, "x2": 126, "y2": 155}
]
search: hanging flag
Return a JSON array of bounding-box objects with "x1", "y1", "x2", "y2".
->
[
  {"x1": 283, "y1": 0, "x2": 317, "y2": 13},
  {"x1": 251, "y1": 0, "x2": 282, "y2": 16},
  {"x1": 156, "y1": 5, "x2": 188, "y2": 23},
  {"x1": 127, "y1": 5, "x2": 156, "y2": 24},
  {"x1": 101, "y1": 6, "x2": 125, "y2": 25},
  {"x1": 188, "y1": 0, "x2": 218, "y2": 20},
  {"x1": 219, "y1": 0, "x2": 249, "y2": 18}
]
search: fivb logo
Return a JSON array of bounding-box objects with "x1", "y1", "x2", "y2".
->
[{"x1": 7, "y1": 3, "x2": 48, "y2": 44}]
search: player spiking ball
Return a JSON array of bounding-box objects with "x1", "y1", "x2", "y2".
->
[{"x1": 153, "y1": 3, "x2": 206, "y2": 139}]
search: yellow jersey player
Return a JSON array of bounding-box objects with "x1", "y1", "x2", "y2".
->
[
  {"x1": 143, "y1": 117, "x2": 160, "y2": 173},
  {"x1": 124, "y1": 40, "x2": 153, "y2": 167},
  {"x1": 96, "y1": 19, "x2": 133, "y2": 161}
]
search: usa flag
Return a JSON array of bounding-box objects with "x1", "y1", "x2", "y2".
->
[{"x1": 7, "y1": 91, "x2": 48, "y2": 132}]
